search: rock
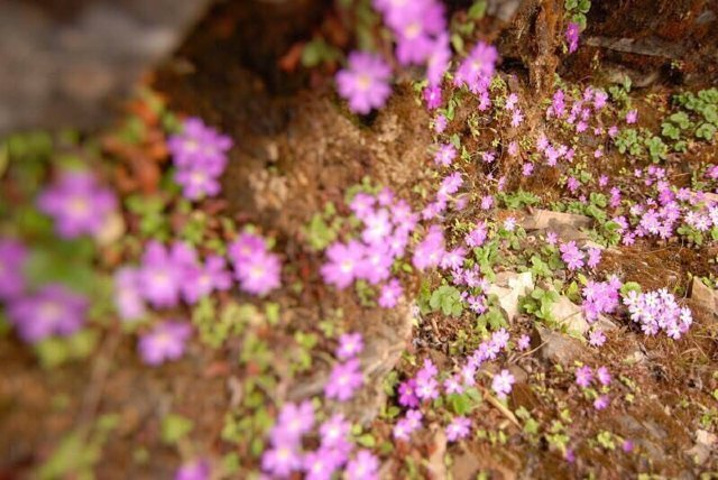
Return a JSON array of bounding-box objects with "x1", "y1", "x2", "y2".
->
[
  {"x1": 451, "y1": 451, "x2": 481, "y2": 479},
  {"x1": 426, "y1": 428, "x2": 447, "y2": 480},
  {"x1": 689, "y1": 277, "x2": 717, "y2": 313},
  {"x1": 551, "y1": 295, "x2": 589, "y2": 335},
  {"x1": 518, "y1": 209, "x2": 593, "y2": 244},
  {"x1": 519, "y1": 210, "x2": 592, "y2": 231},
  {"x1": 487, "y1": 272, "x2": 534, "y2": 322},
  {"x1": 0, "y1": 0, "x2": 210, "y2": 134},
  {"x1": 531, "y1": 325, "x2": 586, "y2": 366},
  {"x1": 686, "y1": 429, "x2": 717, "y2": 466}
]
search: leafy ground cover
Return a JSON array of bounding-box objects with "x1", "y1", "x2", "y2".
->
[{"x1": 1, "y1": 1, "x2": 717, "y2": 479}]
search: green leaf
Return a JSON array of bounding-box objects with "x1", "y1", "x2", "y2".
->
[
  {"x1": 696, "y1": 122, "x2": 716, "y2": 140},
  {"x1": 468, "y1": 0, "x2": 487, "y2": 19},
  {"x1": 161, "y1": 414, "x2": 194, "y2": 445}
]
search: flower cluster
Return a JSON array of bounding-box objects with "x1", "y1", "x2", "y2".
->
[
  {"x1": 168, "y1": 117, "x2": 232, "y2": 200},
  {"x1": 114, "y1": 240, "x2": 232, "y2": 317},
  {"x1": 622, "y1": 288, "x2": 693, "y2": 339},
  {"x1": 262, "y1": 397, "x2": 380, "y2": 478},
  {"x1": 559, "y1": 241, "x2": 602, "y2": 271},
  {"x1": 321, "y1": 188, "x2": 416, "y2": 308},
  {"x1": 37, "y1": 170, "x2": 117, "y2": 239},
  {"x1": 393, "y1": 330, "x2": 515, "y2": 443},
  {"x1": 454, "y1": 41, "x2": 499, "y2": 109},
  {"x1": 582, "y1": 276, "x2": 622, "y2": 321},
  {"x1": 575, "y1": 365, "x2": 612, "y2": 411},
  {"x1": 325, "y1": 332, "x2": 365, "y2": 402},
  {"x1": 228, "y1": 232, "x2": 282, "y2": 297}
]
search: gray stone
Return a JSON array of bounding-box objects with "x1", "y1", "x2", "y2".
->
[
  {"x1": 0, "y1": 0, "x2": 210, "y2": 134},
  {"x1": 551, "y1": 295, "x2": 589, "y2": 335},
  {"x1": 519, "y1": 209, "x2": 592, "y2": 231},
  {"x1": 531, "y1": 325, "x2": 586, "y2": 366},
  {"x1": 487, "y1": 271, "x2": 534, "y2": 322},
  {"x1": 690, "y1": 277, "x2": 717, "y2": 313}
]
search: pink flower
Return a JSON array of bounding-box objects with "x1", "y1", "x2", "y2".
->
[
  {"x1": 424, "y1": 85, "x2": 442, "y2": 110},
  {"x1": 596, "y1": 366, "x2": 612, "y2": 386},
  {"x1": 324, "y1": 358, "x2": 363, "y2": 401},
  {"x1": 320, "y1": 240, "x2": 366, "y2": 289},
  {"x1": 565, "y1": 22, "x2": 580, "y2": 53},
  {"x1": 139, "y1": 320, "x2": 192, "y2": 366},
  {"x1": 575, "y1": 365, "x2": 593, "y2": 388},
  {"x1": 491, "y1": 369, "x2": 515, "y2": 399},
  {"x1": 445, "y1": 416, "x2": 471, "y2": 442},
  {"x1": 37, "y1": 170, "x2": 117, "y2": 239},
  {"x1": 336, "y1": 332, "x2": 364, "y2": 360},
  {"x1": 336, "y1": 52, "x2": 392, "y2": 114},
  {"x1": 434, "y1": 143, "x2": 457, "y2": 167},
  {"x1": 625, "y1": 110, "x2": 638, "y2": 124}
]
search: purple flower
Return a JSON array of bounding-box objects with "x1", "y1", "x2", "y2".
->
[
  {"x1": 454, "y1": 41, "x2": 498, "y2": 93},
  {"x1": 0, "y1": 238, "x2": 28, "y2": 301},
  {"x1": 113, "y1": 267, "x2": 146, "y2": 321},
  {"x1": 336, "y1": 52, "x2": 392, "y2": 114},
  {"x1": 412, "y1": 225, "x2": 445, "y2": 271},
  {"x1": 303, "y1": 448, "x2": 341, "y2": 480},
  {"x1": 378, "y1": 278, "x2": 403, "y2": 308},
  {"x1": 175, "y1": 459, "x2": 210, "y2": 480},
  {"x1": 168, "y1": 117, "x2": 232, "y2": 170},
  {"x1": 596, "y1": 366, "x2": 612, "y2": 386},
  {"x1": 336, "y1": 332, "x2": 364, "y2": 360},
  {"x1": 228, "y1": 232, "x2": 267, "y2": 264},
  {"x1": 138, "y1": 241, "x2": 183, "y2": 308},
  {"x1": 465, "y1": 222, "x2": 488, "y2": 248},
  {"x1": 593, "y1": 395, "x2": 610, "y2": 411},
  {"x1": 559, "y1": 241, "x2": 584, "y2": 271},
  {"x1": 625, "y1": 110, "x2": 638, "y2": 124},
  {"x1": 443, "y1": 375, "x2": 464, "y2": 395},
  {"x1": 623, "y1": 288, "x2": 693, "y2": 339},
  {"x1": 321, "y1": 240, "x2": 366, "y2": 290},
  {"x1": 565, "y1": 22, "x2": 580, "y2": 54},
  {"x1": 433, "y1": 114, "x2": 448, "y2": 133},
  {"x1": 426, "y1": 33, "x2": 451, "y2": 86},
  {"x1": 389, "y1": 0, "x2": 446, "y2": 66},
  {"x1": 7, "y1": 284, "x2": 87, "y2": 343},
  {"x1": 586, "y1": 247, "x2": 602, "y2": 268},
  {"x1": 174, "y1": 166, "x2": 221, "y2": 200},
  {"x1": 324, "y1": 358, "x2": 364, "y2": 402},
  {"x1": 37, "y1": 170, "x2": 117, "y2": 239},
  {"x1": 262, "y1": 443, "x2": 302, "y2": 478},
  {"x1": 445, "y1": 416, "x2": 471, "y2": 442},
  {"x1": 235, "y1": 249, "x2": 282, "y2": 297},
  {"x1": 270, "y1": 401, "x2": 315, "y2": 446},
  {"x1": 138, "y1": 320, "x2": 192, "y2": 366},
  {"x1": 345, "y1": 450, "x2": 380, "y2": 480},
  {"x1": 183, "y1": 255, "x2": 232, "y2": 304},
  {"x1": 398, "y1": 379, "x2": 420, "y2": 408},
  {"x1": 434, "y1": 143, "x2": 457, "y2": 167},
  {"x1": 491, "y1": 369, "x2": 515, "y2": 399},
  {"x1": 393, "y1": 409, "x2": 423, "y2": 440},
  {"x1": 517, "y1": 334, "x2": 531, "y2": 351},
  {"x1": 588, "y1": 329, "x2": 606, "y2": 347},
  {"x1": 575, "y1": 365, "x2": 593, "y2": 388},
  {"x1": 319, "y1": 413, "x2": 352, "y2": 455},
  {"x1": 424, "y1": 85, "x2": 442, "y2": 110}
]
